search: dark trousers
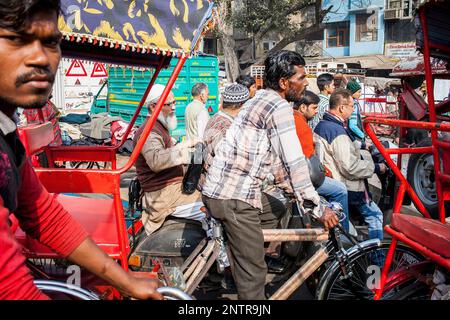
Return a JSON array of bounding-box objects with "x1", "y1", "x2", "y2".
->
[{"x1": 202, "y1": 192, "x2": 285, "y2": 300}]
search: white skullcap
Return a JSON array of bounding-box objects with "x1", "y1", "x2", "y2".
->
[{"x1": 145, "y1": 84, "x2": 166, "y2": 105}]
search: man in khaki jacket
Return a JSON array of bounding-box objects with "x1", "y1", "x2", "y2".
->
[
  {"x1": 314, "y1": 89, "x2": 387, "y2": 240},
  {"x1": 133, "y1": 84, "x2": 204, "y2": 235}
]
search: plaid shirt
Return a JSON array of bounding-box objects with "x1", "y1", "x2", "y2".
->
[
  {"x1": 202, "y1": 89, "x2": 320, "y2": 213},
  {"x1": 309, "y1": 93, "x2": 329, "y2": 130}
]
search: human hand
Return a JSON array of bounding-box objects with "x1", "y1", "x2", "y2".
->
[
  {"x1": 378, "y1": 163, "x2": 387, "y2": 174},
  {"x1": 317, "y1": 207, "x2": 340, "y2": 230},
  {"x1": 125, "y1": 273, "x2": 164, "y2": 300}
]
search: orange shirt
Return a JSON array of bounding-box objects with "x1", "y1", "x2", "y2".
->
[{"x1": 293, "y1": 111, "x2": 315, "y2": 158}]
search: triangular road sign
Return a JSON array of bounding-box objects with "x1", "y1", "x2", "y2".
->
[
  {"x1": 91, "y1": 63, "x2": 108, "y2": 77},
  {"x1": 75, "y1": 79, "x2": 81, "y2": 85},
  {"x1": 66, "y1": 60, "x2": 87, "y2": 77}
]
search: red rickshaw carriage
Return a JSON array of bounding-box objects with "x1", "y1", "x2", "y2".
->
[
  {"x1": 361, "y1": 0, "x2": 450, "y2": 300},
  {"x1": 13, "y1": 0, "x2": 216, "y2": 300}
]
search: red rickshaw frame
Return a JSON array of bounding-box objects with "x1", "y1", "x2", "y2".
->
[{"x1": 364, "y1": 1, "x2": 450, "y2": 300}]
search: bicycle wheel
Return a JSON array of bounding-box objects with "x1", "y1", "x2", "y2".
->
[{"x1": 317, "y1": 242, "x2": 427, "y2": 300}]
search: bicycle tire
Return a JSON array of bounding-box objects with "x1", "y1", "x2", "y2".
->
[{"x1": 316, "y1": 241, "x2": 426, "y2": 300}]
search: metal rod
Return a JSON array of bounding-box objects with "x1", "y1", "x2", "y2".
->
[
  {"x1": 185, "y1": 241, "x2": 216, "y2": 290},
  {"x1": 364, "y1": 122, "x2": 431, "y2": 218},
  {"x1": 420, "y1": 6, "x2": 446, "y2": 223},
  {"x1": 180, "y1": 238, "x2": 208, "y2": 273},
  {"x1": 374, "y1": 237, "x2": 398, "y2": 300},
  {"x1": 186, "y1": 241, "x2": 221, "y2": 295},
  {"x1": 269, "y1": 247, "x2": 329, "y2": 300},
  {"x1": 262, "y1": 228, "x2": 329, "y2": 242}
]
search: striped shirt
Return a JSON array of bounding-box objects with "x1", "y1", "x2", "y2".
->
[
  {"x1": 309, "y1": 93, "x2": 329, "y2": 130},
  {"x1": 202, "y1": 89, "x2": 320, "y2": 214}
]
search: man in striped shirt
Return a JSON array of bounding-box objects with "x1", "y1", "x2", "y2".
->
[
  {"x1": 309, "y1": 73, "x2": 335, "y2": 130},
  {"x1": 202, "y1": 51, "x2": 339, "y2": 300}
]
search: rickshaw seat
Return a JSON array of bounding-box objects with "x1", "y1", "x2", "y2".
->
[
  {"x1": 390, "y1": 214, "x2": 450, "y2": 259},
  {"x1": 15, "y1": 195, "x2": 122, "y2": 258},
  {"x1": 401, "y1": 85, "x2": 427, "y2": 121},
  {"x1": 17, "y1": 122, "x2": 53, "y2": 155}
]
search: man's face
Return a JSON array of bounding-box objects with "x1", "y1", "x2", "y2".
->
[
  {"x1": 249, "y1": 84, "x2": 257, "y2": 98},
  {"x1": 284, "y1": 65, "x2": 308, "y2": 103},
  {"x1": 0, "y1": 10, "x2": 61, "y2": 116},
  {"x1": 201, "y1": 87, "x2": 209, "y2": 104},
  {"x1": 161, "y1": 92, "x2": 176, "y2": 118},
  {"x1": 300, "y1": 103, "x2": 319, "y2": 121},
  {"x1": 339, "y1": 97, "x2": 354, "y2": 120},
  {"x1": 326, "y1": 81, "x2": 336, "y2": 95}
]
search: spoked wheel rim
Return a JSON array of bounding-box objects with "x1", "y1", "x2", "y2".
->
[{"x1": 324, "y1": 246, "x2": 426, "y2": 300}]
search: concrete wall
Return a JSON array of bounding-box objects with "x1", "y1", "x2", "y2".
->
[{"x1": 349, "y1": 9, "x2": 385, "y2": 56}]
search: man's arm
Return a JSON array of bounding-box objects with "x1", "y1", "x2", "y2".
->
[
  {"x1": 14, "y1": 161, "x2": 163, "y2": 300},
  {"x1": 141, "y1": 132, "x2": 193, "y2": 172},
  {"x1": 331, "y1": 135, "x2": 375, "y2": 180},
  {"x1": 0, "y1": 198, "x2": 49, "y2": 300},
  {"x1": 268, "y1": 103, "x2": 320, "y2": 211}
]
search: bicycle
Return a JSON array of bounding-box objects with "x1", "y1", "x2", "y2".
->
[{"x1": 130, "y1": 199, "x2": 424, "y2": 300}]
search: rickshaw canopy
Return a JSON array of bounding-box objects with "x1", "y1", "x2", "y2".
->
[{"x1": 58, "y1": 0, "x2": 216, "y2": 67}]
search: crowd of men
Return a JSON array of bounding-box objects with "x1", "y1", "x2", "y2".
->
[
  {"x1": 0, "y1": 0, "x2": 387, "y2": 300},
  {"x1": 131, "y1": 51, "x2": 387, "y2": 300}
]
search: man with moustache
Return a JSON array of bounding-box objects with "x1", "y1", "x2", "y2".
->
[
  {"x1": 0, "y1": 0, "x2": 163, "y2": 300},
  {"x1": 133, "y1": 84, "x2": 205, "y2": 236},
  {"x1": 202, "y1": 50, "x2": 339, "y2": 300}
]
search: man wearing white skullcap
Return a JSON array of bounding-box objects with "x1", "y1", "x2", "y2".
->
[{"x1": 132, "y1": 84, "x2": 205, "y2": 235}]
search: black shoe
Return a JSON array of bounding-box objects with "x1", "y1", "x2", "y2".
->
[{"x1": 266, "y1": 256, "x2": 286, "y2": 274}]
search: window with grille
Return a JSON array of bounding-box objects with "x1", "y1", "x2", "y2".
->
[
  {"x1": 356, "y1": 13, "x2": 378, "y2": 42},
  {"x1": 326, "y1": 22, "x2": 349, "y2": 47}
]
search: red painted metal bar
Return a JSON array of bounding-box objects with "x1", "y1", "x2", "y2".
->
[
  {"x1": 364, "y1": 117, "x2": 450, "y2": 132},
  {"x1": 364, "y1": 121, "x2": 431, "y2": 218},
  {"x1": 385, "y1": 147, "x2": 433, "y2": 155},
  {"x1": 115, "y1": 56, "x2": 167, "y2": 149},
  {"x1": 112, "y1": 173, "x2": 129, "y2": 270},
  {"x1": 385, "y1": 226, "x2": 450, "y2": 270},
  {"x1": 393, "y1": 183, "x2": 406, "y2": 215},
  {"x1": 374, "y1": 238, "x2": 398, "y2": 300},
  {"x1": 118, "y1": 55, "x2": 188, "y2": 174},
  {"x1": 420, "y1": 6, "x2": 446, "y2": 224}
]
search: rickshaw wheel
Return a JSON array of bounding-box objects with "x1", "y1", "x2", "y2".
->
[{"x1": 407, "y1": 138, "x2": 450, "y2": 219}]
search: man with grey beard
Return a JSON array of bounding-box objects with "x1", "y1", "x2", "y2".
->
[{"x1": 132, "y1": 84, "x2": 205, "y2": 236}]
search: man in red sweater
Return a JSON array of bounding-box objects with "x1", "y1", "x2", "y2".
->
[
  {"x1": 0, "y1": 0, "x2": 162, "y2": 300},
  {"x1": 293, "y1": 90, "x2": 350, "y2": 231}
]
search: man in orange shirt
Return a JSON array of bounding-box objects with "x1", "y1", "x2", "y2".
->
[{"x1": 293, "y1": 91, "x2": 349, "y2": 231}]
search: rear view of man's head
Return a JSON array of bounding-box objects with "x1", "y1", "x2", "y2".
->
[
  {"x1": 191, "y1": 82, "x2": 209, "y2": 104},
  {"x1": 329, "y1": 89, "x2": 354, "y2": 121},
  {"x1": 317, "y1": 73, "x2": 335, "y2": 96},
  {"x1": 0, "y1": 0, "x2": 62, "y2": 116},
  {"x1": 221, "y1": 83, "x2": 250, "y2": 111},
  {"x1": 263, "y1": 50, "x2": 309, "y2": 103}
]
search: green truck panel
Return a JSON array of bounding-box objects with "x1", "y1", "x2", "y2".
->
[{"x1": 91, "y1": 55, "x2": 219, "y2": 141}]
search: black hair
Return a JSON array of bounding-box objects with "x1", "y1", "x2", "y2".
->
[
  {"x1": 263, "y1": 50, "x2": 306, "y2": 91},
  {"x1": 236, "y1": 75, "x2": 256, "y2": 89},
  {"x1": 293, "y1": 90, "x2": 320, "y2": 110},
  {"x1": 329, "y1": 89, "x2": 353, "y2": 110},
  {"x1": 191, "y1": 82, "x2": 208, "y2": 97},
  {"x1": 317, "y1": 73, "x2": 334, "y2": 91},
  {"x1": 222, "y1": 101, "x2": 245, "y2": 110},
  {"x1": 0, "y1": 0, "x2": 61, "y2": 32}
]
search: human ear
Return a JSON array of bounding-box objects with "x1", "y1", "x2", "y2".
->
[{"x1": 279, "y1": 78, "x2": 288, "y2": 90}]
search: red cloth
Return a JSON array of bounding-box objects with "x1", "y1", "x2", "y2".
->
[
  {"x1": 22, "y1": 101, "x2": 62, "y2": 146},
  {"x1": 0, "y1": 161, "x2": 88, "y2": 300},
  {"x1": 293, "y1": 111, "x2": 315, "y2": 158}
]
